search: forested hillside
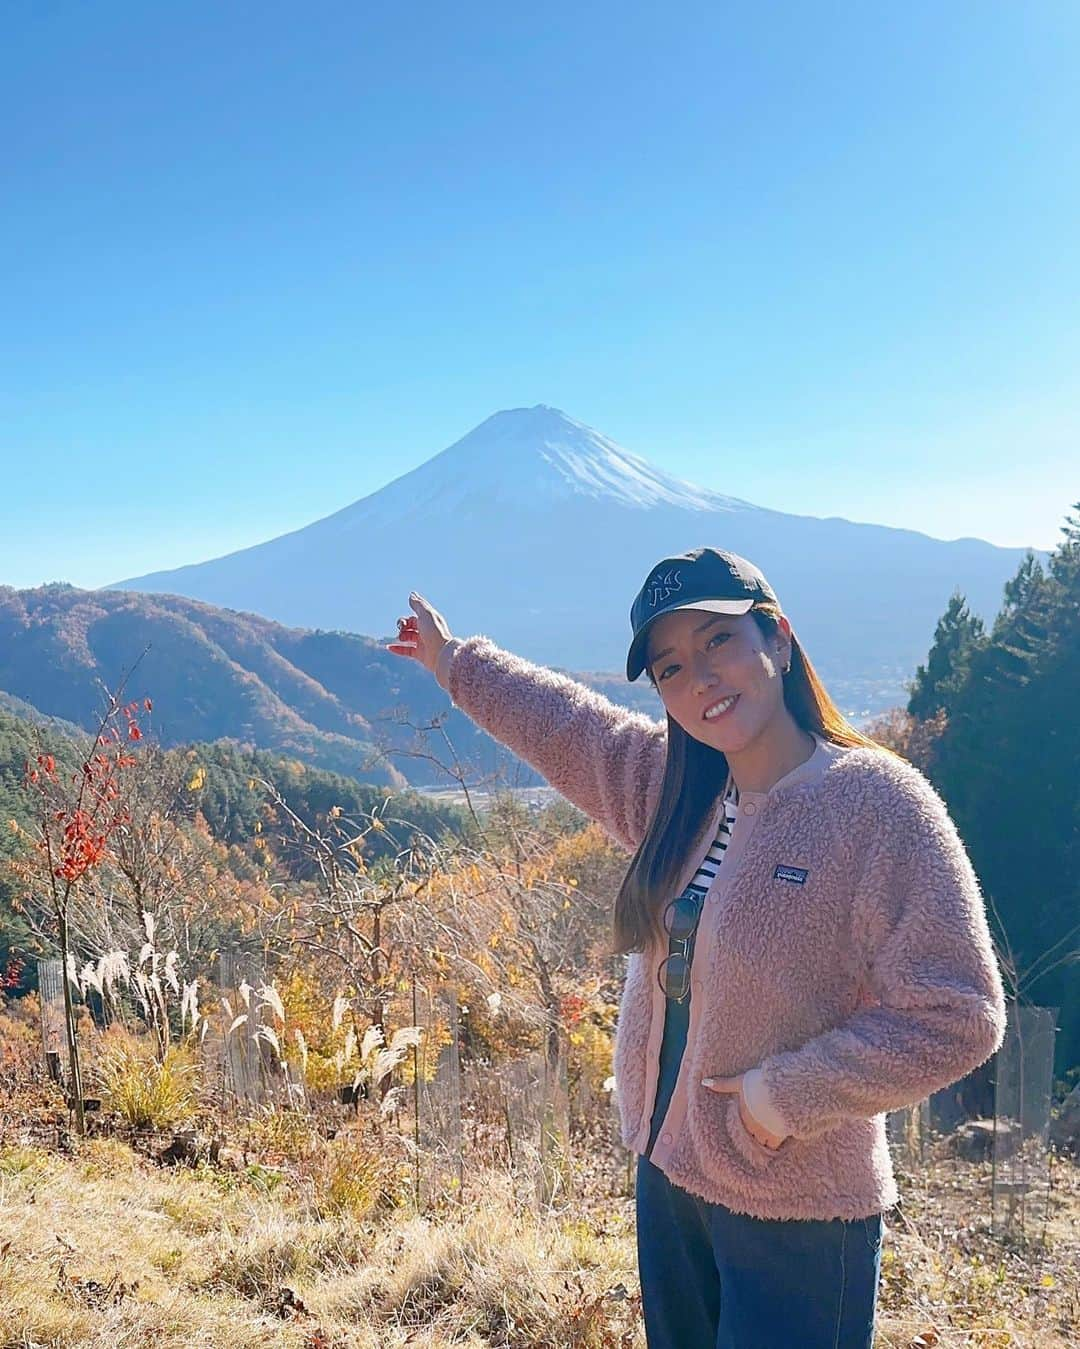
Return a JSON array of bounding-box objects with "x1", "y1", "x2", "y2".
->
[
  {"x1": 0, "y1": 585, "x2": 668, "y2": 793},
  {"x1": 0, "y1": 585, "x2": 523, "y2": 789},
  {"x1": 0, "y1": 710, "x2": 468, "y2": 991}
]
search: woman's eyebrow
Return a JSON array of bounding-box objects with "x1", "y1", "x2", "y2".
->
[{"x1": 649, "y1": 614, "x2": 729, "y2": 667}]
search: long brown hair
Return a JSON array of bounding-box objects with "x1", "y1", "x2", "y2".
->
[{"x1": 611, "y1": 600, "x2": 895, "y2": 955}]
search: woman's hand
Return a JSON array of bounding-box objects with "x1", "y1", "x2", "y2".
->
[
  {"x1": 701, "y1": 1074, "x2": 787, "y2": 1150},
  {"x1": 386, "y1": 592, "x2": 454, "y2": 677}
]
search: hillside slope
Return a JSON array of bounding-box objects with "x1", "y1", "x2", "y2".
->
[{"x1": 0, "y1": 586, "x2": 528, "y2": 789}]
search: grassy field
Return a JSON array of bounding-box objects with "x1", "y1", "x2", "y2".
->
[{"x1": 0, "y1": 1125, "x2": 1077, "y2": 1348}]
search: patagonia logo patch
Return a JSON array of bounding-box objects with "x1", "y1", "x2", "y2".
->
[{"x1": 773, "y1": 865, "x2": 809, "y2": 885}]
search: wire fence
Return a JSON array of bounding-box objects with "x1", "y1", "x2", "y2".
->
[
  {"x1": 35, "y1": 959, "x2": 65, "y2": 1087},
  {"x1": 992, "y1": 1002, "x2": 1058, "y2": 1244},
  {"x1": 33, "y1": 958, "x2": 1062, "y2": 1239}
]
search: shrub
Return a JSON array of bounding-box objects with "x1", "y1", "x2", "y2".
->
[
  {"x1": 94, "y1": 1034, "x2": 199, "y2": 1129},
  {"x1": 309, "y1": 1127, "x2": 411, "y2": 1220},
  {"x1": 240, "y1": 1104, "x2": 319, "y2": 1162}
]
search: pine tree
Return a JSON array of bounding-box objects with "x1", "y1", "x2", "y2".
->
[
  {"x1": 927, "y1": 506, "x2": 1080, "y2": 1076},
  {"x1": 907, "y1": 591, "x2": 986, "y2": 721}
]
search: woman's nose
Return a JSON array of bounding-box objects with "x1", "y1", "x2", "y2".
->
[{"x1": 691, "y1": 649, "x2": 720, "y2": 693}]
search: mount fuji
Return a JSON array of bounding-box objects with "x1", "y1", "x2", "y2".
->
[{"x1": 113, "y1": 406, "x2": 1037, "y2": 707}]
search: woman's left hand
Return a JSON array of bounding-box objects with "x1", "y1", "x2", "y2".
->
[{"x1": 701, "y1": 1074, "x2": 787, "y2": 1150}]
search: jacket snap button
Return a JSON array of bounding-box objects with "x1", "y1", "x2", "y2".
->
[
  {"x1": 661, "y1": 1132, "x2": 673, "y2": 1145},
  {"x1": 744, "y1": 802, "x2": 757, "y2": 816}
]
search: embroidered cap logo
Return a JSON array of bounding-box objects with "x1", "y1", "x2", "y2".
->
[{"x1": 647, "y1": 569, "x2": 682, "y2": 608}]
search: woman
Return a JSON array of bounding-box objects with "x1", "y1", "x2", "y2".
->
[{"x1": 387, "y1": 545, "x2": 1006, "y2": 1349}]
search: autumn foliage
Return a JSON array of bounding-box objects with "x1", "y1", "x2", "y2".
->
[{"x1": 16, "y1": 696, "x2": 150, "y2": 1132}]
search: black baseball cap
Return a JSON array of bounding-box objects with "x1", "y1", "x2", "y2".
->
[{"x1": 626, "y1": 547, "x2": 778, "y2": 681}]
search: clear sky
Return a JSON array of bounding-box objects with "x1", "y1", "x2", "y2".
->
[{"x1": 3, "y1": 1, "x2": 1077, "y2": 590}]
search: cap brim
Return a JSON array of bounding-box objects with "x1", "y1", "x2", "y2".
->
[{"x1": 625, "y1": 598, "x2": 756, "y2": 681}]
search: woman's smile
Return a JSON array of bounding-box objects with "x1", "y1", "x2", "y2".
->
[{"x1": 703, "y1": 693, "x2": 740, "y2": 721}]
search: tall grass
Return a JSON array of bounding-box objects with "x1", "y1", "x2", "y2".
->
[{"x1": 94, "y1": 1034, "x2": 199, "y2": 1128}]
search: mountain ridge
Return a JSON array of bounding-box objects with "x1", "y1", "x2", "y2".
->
[
  {"x1": 0, "y1": 585, "x2": 469, "y2": 788},
  {"x1": 0, "y1": 583, "x2": 665, "y2": 791},
  {"x1": 110, "y1": 407, "x2": 1043, "y2": 684}
]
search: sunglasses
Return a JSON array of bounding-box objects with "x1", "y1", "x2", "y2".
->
[{"x1": 656, "y1": 886, "x2": 705, "y2": 1003}]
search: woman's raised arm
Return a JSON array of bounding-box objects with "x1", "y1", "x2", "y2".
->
[{"x1": 387, "y1": 594, "x2": 667, "y2": 851}]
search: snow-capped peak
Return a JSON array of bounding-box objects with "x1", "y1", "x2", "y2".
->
[{"x1": 359, "y1": 406, "x2": 753, "y2": 515}]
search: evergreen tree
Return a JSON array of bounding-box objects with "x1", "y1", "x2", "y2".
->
[
  {"x1": 926, "y1": 506, "x2": 1080, "y2": 1076},
  {"x1": 993, "y1": 550, "x2": 1046, "y2": 642},
  {"x1": 907, "y1": 591, "x2": 986, "y2": 721}
]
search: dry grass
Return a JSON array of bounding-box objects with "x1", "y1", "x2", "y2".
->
[
  {"x1": 92, "y1": 1033, "x2": 200, "y2": 1131},
  {"x1": 0, "y1": 1138, "x2": 293, "y2": 1348},
  {"x1": 0, "y1": 1137, "x2": 641, "y2": 1348},
  {"x1": 0, "y1": 1128, "x2": 1076, "y2": 1347},
  {"x1": 315, "y1": 1173, "x2": 640, "y2": 1347},
  {"x1": 872, "y1": 1150, "x2": 1080, "y2": 1347}
]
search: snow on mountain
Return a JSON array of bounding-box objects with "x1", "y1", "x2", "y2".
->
[
  {"x1": 364, "y1": 406, "x2": 755, "y2": 514},
  {"x1": 307, "y1": 406, "x2": 756, "y2": 535}
]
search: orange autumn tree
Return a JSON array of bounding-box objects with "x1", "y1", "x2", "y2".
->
[
  {"x1": 17, "y1": 694, "x2": 148, "y2": 1134},
  {"x1": 77, "y1": 745, "x2": 275, "y2": 995}
]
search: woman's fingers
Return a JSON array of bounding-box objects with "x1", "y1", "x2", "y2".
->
[
  {"x1": 410, "y1": 592, "x2": 451, "y2": 639},
  {"x1": 386, "y1": 594, "x2": 452, "y2": 674},
  {"x1": 739, "y1": 1098, "x2": 785, "y2": 1150}
]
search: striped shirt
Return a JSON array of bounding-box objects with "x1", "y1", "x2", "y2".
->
[{"x1": 683, "y1": 784, "x2": 739, "y2": 904}]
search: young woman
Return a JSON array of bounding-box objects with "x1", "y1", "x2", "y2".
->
[{"x1": 387, "y1": 545, "x2": 1006, "y2": 1349}]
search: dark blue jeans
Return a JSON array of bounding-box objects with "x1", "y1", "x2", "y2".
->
[{"x1": 635, "y1": 1155, "x2": 884, "y2": 1349}]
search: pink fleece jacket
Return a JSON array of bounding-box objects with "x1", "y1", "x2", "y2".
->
[{"x1": 435, "y1": 636, "x2": 1007, "y2": 1221}]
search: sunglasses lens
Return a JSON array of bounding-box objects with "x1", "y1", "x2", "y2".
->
[
  {"x1": 659, "y1": 953, "x2": 690, "y2": 1000},
  {"x1": 663, "y1": 893, "x2": 700, "y2": 941}
]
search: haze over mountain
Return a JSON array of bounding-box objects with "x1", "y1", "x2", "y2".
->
[{"x1": 114, "y1": 407, "x2": 1039, "y2": 696}]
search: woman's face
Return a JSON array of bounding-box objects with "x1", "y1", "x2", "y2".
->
[{"x1": 645, "y1": 607, "x2": 793, "y2": 753}]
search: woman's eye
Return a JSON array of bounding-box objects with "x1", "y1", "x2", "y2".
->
[{"x1": 656, "y1": 633, "x2": 729, "y2": 681}]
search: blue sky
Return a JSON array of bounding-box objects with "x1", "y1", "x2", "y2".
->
[{"x1": 3, "y1": 1, "x2": 1077, "y2": 590}]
